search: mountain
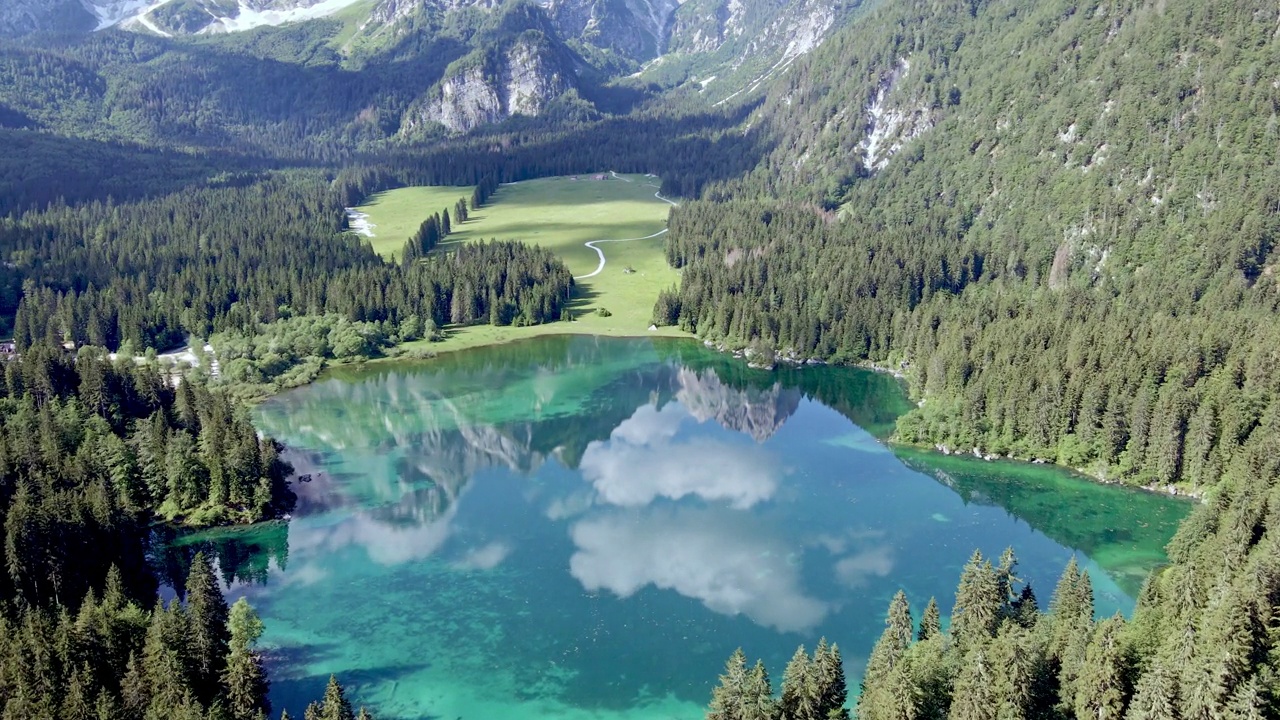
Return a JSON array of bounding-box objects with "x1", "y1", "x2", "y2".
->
[
  {"x1": 0, "y1": 0, "x2": 861, "y2": 130},
  {"x1": 643, "y1": 0, "x2": 863, "y2": 103}
]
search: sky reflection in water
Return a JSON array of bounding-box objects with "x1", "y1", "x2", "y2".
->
[{"x1": 166, "y1": 336, "x2": 1189, "y2": 720}]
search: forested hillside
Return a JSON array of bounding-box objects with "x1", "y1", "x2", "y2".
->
[
  {"x1": 662, "y1": 0, "x2": 1280, "y2": 491},
  {"x1": 2, "y1": 0, "x2": 1279, "y2": 716},
  {"x1": 2, "y1": 170, "x2": 573, "y2": 353},
  {"x1": 0, "y1": 347, "x2": 377, "y2": 718}
]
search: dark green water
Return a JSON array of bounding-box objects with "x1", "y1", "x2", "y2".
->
[{"x1": 164, "y1": 336, "x2": 1190, "y2": 720}]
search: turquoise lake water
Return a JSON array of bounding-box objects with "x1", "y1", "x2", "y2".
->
[{"x1": 159, "y1": 336, "x2": 1190, "y2": 719}]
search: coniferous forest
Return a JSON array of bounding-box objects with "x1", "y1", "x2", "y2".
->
[{"x1": 2, "y1": 0, "x2": 1279, "y2": 716}]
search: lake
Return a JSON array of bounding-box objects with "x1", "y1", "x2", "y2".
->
[{"x1": 158, "y1": 336, "x2": 1190, "y2": 720}]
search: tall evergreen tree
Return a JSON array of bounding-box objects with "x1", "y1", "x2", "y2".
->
[
  {"x1": 947, "y1": 650, "x2": 996, "y2": 720},
  {"x1": 185, "y1": 552, "x2": 230, "y2": 703},
  {"x1": 743, "y1": 660, "x2": 775, "y2": 720},
  {"x1": 224, "y1": 598, "x2": 271, "y2": 720},
  {"x1": 779, "y1": 645, "x2": 817, "y2": 720},
  {"x1": 1125, "y1": 664, "x2": 1177, "y2": 720},
  {"x1": 814, "y1": 639, "x2": 850, "y2": 720},
  {"x1": 1072, "y1": 616, "x2": 1130, "y2": 720},
  {"x1": 952, "y1": 551, "x2": 1001, "y2": 651},
  {"x1": 318, "y1": 675, "x2": 355, "y2": 720},
  {"x1": 708, "y1": 648, "x2": 750, "y2": 720},
  {"x1": 919, "y1": 597, "x2": 942, "y2": 642}
]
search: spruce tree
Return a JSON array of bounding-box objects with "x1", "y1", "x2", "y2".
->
[
  {"x1": 319, "y1": 675, "x2": 355, "y2": 720},
  {"x1": 953, "y1": 551, "x2": 1001, "y2": 651},
  {"x1": 743, "y1": 660, "x2": 775, "y2": 720},
  {"x1": 224, "y1": 598, "x2": 271, "y2": 720},
  {"x1": 1072, "y1": 616, "x2": 1129, "y2": 720},
  {"x1": 919, "y1": 597, "x2": 942, "y2": 642},
  {"x1": 863, "y1": 593, "x2": 916, "y2": 720},
  {"x1": 1125, "y1": 664, "x2": 1177, "y2": 720},
  {"x1": 888, "y1": 592, "x2": 915, "y2": 655},
  {"x1": 708, "y1": 648, "x2": 749, "y2": 720},
  {"x1": 779, "y1": 645, "x2": 817, "y2": 720},
  {"x1": 1223, "y1": 677, "x2": 1266, "y2": 720},
  {"x1": 1010, "y1": 586, "x2": 1039, "y2": 629},
  {"x1": 947, "y1": 650, "x2": 996, "y2": 720},
  {"x1": 814, "y1": 639, "x2": 850, "y2": 720},
  {"x1": 185, "y1": 552, "x2": 230, "y2": 703},
  {"x1": 142, "y1": 600, "x2": 195, "y2": 720}
]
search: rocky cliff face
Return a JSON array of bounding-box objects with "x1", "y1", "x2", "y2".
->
[
  {"x1": 0, "y1": 0, "x2": 93, "y2": 36},
  {"x1": 543, "y1": 0, "x2": 681, "y2": 60},
  {"x1": 657, "y1": 0, "x2": 850, "y2": 103},
  {"x1": 407, "y1": 35, "x2": 573, "y2": 133},
  {"x1": 675, "y1": 369, "x2": 801, "y2": 442}
]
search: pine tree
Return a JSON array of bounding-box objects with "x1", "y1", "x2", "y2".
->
[
  {"x1": 319, "y1": 675, "x2": 355, "y2": 720},
  {"x1": 919, "y1": 597, "x2": 942, "y2": 642},
  {"x1": 224, "y1": 598, "x2": 271, "y2": 720},
  {"x1": 988, "y1": 627, "x2": 1044, "y2": 720},
  {"x1": 947, "y1": 650, "x2": 996, "y2": 720},
  {"x1": 953, "y1": 551, "x2": 1001, "y2": 651},
  {"x1": 121, "y1": 650, "x2": 149, "y2": 717},
  {"x1": 1125, "y1": 664, "x2": 1177, "y2": 720},
  {"x1": 1010, "y1": 586, "x2": 1039, "y2": 629},
  {"x1": 743, "y1": 660, "x2": 775, "y2": 720},
  {"x1": 708, "y1": 648, "x2": 749, "y2": 720},
  {"x1": 779, "y1": 645, "x2": 817, "y2": 720},
  {"x1": 863, "y1": 592, "x2": 917, "y2": 720},
  {"x1": 814, "y1": 639, "x2": 850, "y2": 720},
  {"x1": 185, "y1": 552, "x2": 230, "y2": 703},
  {"x1": 1072, "y1": 616, "x2": 1129, "y2": 720},
  {"x1": 142, "y1": 600, "x2": 195, "y2": 720},
  {"x1": 93, "y1": 689, "x2": 123, "y2": 720},
  {"x1": 62, "y1": 665, "x2": 94, "y2": 720},
  {"x1": 1223, "y1": 677, "x2": 1265, "y2": 720}
]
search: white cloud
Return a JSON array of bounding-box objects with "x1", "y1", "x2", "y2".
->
[
  {"x1": 834, "y1": 546, "x2": 896, "y2": 588},
  {"x1": 569, "y1": 507, "x2": 829, "y2": 633},
  {"x1": 580, "y1": 404, "x2": 781, "y2": 509},
  {"x1": 286, "y1": 493, "x2": 460, "y2": 567},
  {"x1": 452, "y1": 542, "x2": 512, "y2": 571}
]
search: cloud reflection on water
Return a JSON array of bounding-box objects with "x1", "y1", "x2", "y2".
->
[
  {"x1": 580, "y1": 404, "x2": 781, "y2": 509},
  {"x1": 569, "y1": 507, "x2": 830, "y2": 633}
]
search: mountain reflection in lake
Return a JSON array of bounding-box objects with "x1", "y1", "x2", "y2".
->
[{"x1": 165, "y1": 336, "x2": 1189, "y2": 720}]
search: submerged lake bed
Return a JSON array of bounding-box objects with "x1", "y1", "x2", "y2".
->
[{"x1": 165, "y1": 336, "x2": 1190, "y2": 720}]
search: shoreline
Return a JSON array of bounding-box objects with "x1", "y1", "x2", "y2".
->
[{"x1": 229, "y1": 325, "x2": 1203, "y2": 504}]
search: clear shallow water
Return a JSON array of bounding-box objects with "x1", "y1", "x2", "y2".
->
[{"x1": 159, "y1": 336, "x2": 1190, "y2": 720}]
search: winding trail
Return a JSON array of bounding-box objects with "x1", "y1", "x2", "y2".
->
[{"x1": 574, "y1": 175, "x2": 679, "y2": 280}]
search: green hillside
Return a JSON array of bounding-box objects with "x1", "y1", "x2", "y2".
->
[{"x1": 665, "y1": 0, "x2": 1280, "y2": 490}]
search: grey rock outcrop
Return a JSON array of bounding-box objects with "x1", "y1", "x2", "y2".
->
[
  {"x1": 0, "y1": 0, "x2": 93, "y2": 37},
  {"x1": 407, "y1": 36, "x2": 573, "y2": 133}
]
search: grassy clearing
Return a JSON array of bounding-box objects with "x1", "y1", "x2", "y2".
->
[
  {"x1": 445, "y1": 173, "x2": 682, "y2": 331},
  {"x1": 387, "y1": 172, "x2": 689, "y2": 354},
  {"x1": 329, "y1": 0, "x2": 381, "y2": 53},
  {"x1": 351, "y1": 184, "x2": 474, "y2": 260}
]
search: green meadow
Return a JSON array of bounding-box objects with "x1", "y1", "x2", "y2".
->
[
  {"x1": 351, "y1": 184, "x2": 474, "y2": 260},
  {"x1": 355, "y1": 173, "x2": 688, "y2": 353}
]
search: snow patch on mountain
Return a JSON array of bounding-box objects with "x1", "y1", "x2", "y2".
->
[
  {"x1": 83, "y1": 0, "x2": 366, "y2": 33},
  {"x1": 82, "y1": 0, "x2": 159, "y2": 30},
  {"x1": 203, "y1": 0, "x2": 367, "y2": 32}
]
